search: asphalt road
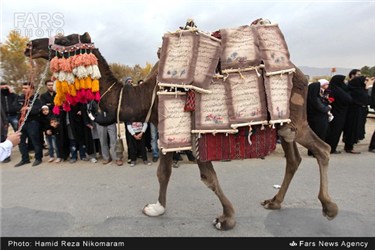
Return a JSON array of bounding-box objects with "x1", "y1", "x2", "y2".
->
[{"x1": 1, "y1": 118, "x2": 374, "y2": 238}]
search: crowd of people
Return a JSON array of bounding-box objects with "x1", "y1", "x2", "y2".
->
[
  {"x1": 307, "y1": 69, "x2": 375, "y2": 156},
  {"x1": 0, "y1": 78, "x2": 165, "y2": 167},
  {"x1": 1, "y1": 69, "x2": 374, "y2": 167}
]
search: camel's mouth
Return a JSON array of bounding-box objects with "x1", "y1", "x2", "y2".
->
[{"x1": 24, "y1": 41, "x2": 32, "y2": 56}]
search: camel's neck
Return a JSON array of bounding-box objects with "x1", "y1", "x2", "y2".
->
[
  {"x1": 92, "y1": 49, "x2": 118, "y2": 85},
  {"x1": 93, "y1": 48, "x2": 159, "y2": 125},
  {"x1": 120, "y1": 64, "x2": 159, "y2": 125}
]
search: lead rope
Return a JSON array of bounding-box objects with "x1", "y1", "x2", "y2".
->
[
  {"x1": 144, "y1": 83, "x2": 158, "y2": 123},
  {"x1": 115, "y1": 88, "x2": 125, "y2": 158},
  {"x1": 17, "y1": 63, "x2": 50, "y2": 132}
]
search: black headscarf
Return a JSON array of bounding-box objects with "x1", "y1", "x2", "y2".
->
[
  {"x1": 348, "y1": 76, "x2": 368, "y2": 106},
  {"x1": 329, "y1": 75, "x2": 346, "y2": 91}
]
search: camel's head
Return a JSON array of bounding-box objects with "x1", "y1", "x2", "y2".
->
[{"x1": 24, "y1": 32, "x2": 92, "y2": 60}]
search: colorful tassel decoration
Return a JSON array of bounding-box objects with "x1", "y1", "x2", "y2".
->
[{"x1": 49, "y1": 45, "x2": 101, "y2": 112}]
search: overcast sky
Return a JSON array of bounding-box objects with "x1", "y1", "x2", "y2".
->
[{"x1": 1, "y1": 0, "x2": 375, "y2": 69}]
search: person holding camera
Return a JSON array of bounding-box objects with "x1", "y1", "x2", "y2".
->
[{"x1": 0, "y1": 82, "x2": 20, "y2": 132}]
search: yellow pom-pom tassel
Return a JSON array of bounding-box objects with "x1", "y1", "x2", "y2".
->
[
  {"x1": 55, "y1": 80, "x2": 62, "y2": 94},
  {"x1": 54, "y1": 94, "x2": 63, "y2": 106},
  {"x1": 92, "y1": 79, "x2": 100, "y2": 92},
  {"x1": 74, "y1": 77, "x2": 81, "y2": 90},
  {"x1": 85, "y1": 77, "x2": 92, "y2": 89},
  {"x1": 61, "y1": 81, "x2": 69, "y2": 94},
  {"x1": 80, "y1": 78, "x2": 86, "y2": 89},
  {"x1": 69, "y1": 84, "x2": 77, "y2": 96}
]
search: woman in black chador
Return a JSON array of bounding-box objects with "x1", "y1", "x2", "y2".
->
[
  {"x1": 343, "y1": 76, "x2": 371, "y2": 154},
  {"x1": 307, "y1": 82, "x2": 331, "y2": 156},
  {"x1": 325, "y1": 75, "x2": 352, "y2": 154}
]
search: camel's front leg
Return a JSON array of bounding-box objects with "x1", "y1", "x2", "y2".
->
[
  {"x1": 262, "y1": 137, "x2": 301, "y2": 210},
  {"x1": 143, "y1": 152, "x2": 173, "y2": 216},
  {"x1": 296, "y1": 127, "x2": 338, "y2": 220},
  {"x1": 197, "y1": 161, "x2": 236, "y2": 230}
]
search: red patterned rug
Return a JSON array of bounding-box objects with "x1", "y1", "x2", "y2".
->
[{"x1": 198, "y1": 126, "x2": 277, "y2": 162}]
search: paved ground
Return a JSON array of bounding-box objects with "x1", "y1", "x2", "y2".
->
[{"x1": 1, "y1": 118, "x2": 374, "y2": 237}]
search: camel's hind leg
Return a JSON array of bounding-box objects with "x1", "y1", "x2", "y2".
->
[
  {"x1": 197, "y1": 160, "x2": 236, "y2": 230},
  {"x1": 261, "y1": 138, "x2": 302, "y2": 210},
  {"x1": 143, "y1": 152, "x2": 173, "y2": 216},
  {"x1": 296, "y1": 126, "x2": 338, "y2": 220}
]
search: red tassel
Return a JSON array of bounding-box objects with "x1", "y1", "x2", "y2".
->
[
  {"x1": 62, "y1": 102, "x2": 71, "y2": 112},
  {"x1": 65, "y1": 94, "x2": 73, "y2": 104},
  {"x1": 94, "y1": 91, "x2": 101, "y2": 101},
  {"x1": 70, "y1": 96, "x2": 77, "y2": 106},
  {"x1": 184, "y1": 90, "x2": 196, "y2": 112},
  {"x1": 86, "y1": 89, "x2": 95, "y2": 101},
  {"x1": 52, "y1": 105, "x2": 60, "y2": 115}
]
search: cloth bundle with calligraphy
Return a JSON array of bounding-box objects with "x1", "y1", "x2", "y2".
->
[
  {"x1": 157, "y1": 30, "x2": 222, "y2": 91},
  {"x1": 158, "y1": 94, "x2": 192, "y2": 153},
  {"x1": 254, "y1": 23, "x2": 295, "y2": 125},
  {"x1": 157, "y1": 20, "x2": 294, "y2": 159}
]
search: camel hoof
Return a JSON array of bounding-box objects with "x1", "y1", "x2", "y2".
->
[
  {"x1": 143, "y1": 201, "x2": 165, "y2": 217},
  {"x1": 213, "y1": 218, "x2": 222, "y2": 230},
  {"x1": 322, "y1": 202, "x2": 338, "y2": 220},
  {"x1": 261, "y1": 199, "x2": 281, "y2": 210},
  {"x1": 212, "y1": 216, "x2": 236, "y2": 231}
]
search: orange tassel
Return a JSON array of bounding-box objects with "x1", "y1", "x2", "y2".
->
[
  {"x1": 74, "y1": 54, "x2": 84, "y2": 67},
  {"x1": 74, "y1": 78, "x2": 80, "y2": 90},
  {"x1": 85, "y1": 77, "x2": 92, "y2": 89},
  {"x1": 54, "y1": 94, "x2": 63, "y2": 106},
  {"x1": 50, "y1": 57, "x2": 60, "y2": 72},
  {"x1": 55, "y1": 80, "x2": 62, "y2": 94},
  {"x1": 69, "y1": 84, "x2": 77, "y2": 96},
  {"x1": 92, "y1": 79, "x2": 100, "y2": 92},
  {"x1": 61, "y1": 81, "x2": 69, "y2": 93},
  {"x1": 79, "y1": 78, "x2": 86, "y2": 89},
  {"x1": 60, "y1": 57, "x2": 72, "y2": 72}
]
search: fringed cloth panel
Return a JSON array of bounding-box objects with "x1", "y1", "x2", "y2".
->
[
  {"x1": 158, "y1": 93, "x2": 192, "y2": 151},
  {"x1": 157, "y1": 30, "x2": 221, "y2": 91},
  {"x1": 198, "y1": 126, "x2": 277, "y2": 162},
  {"x1": 219, "y1": 25, "x2": 261, "y2": 69}
]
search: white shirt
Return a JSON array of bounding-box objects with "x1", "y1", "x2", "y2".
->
[
  {"x1": 127, "y1": 122, "x2": 148, "y2": 135},
  {"x1": 0, "y1": 140, "x2": 13, "y2": 161}
]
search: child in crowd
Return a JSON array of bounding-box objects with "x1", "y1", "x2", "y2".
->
[
  {"x1": 126, "y1": 121, "x2": 151, "y2": 167},
  {"x1": 49, "y1": 117, "x2": 62, "y2": 163},
  {"x1": 40, "y1": 105, "x2": 60, "y2": 163}
]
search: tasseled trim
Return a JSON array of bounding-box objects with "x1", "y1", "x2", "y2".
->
[
  {"x1": 50, "y1": 57, "x2": 60, "y2": 72},
  {"x1": 49, "y1": 49, "x2": 101, "y2": 112},
  {"x1": 92, "y1": 79, "x2": 100, "y2": 92},
  {"x1": 94, "y1": 91, "x2": 101, "y2": 101},
  {"x1": 52, "y1": 105, "x2": 60, "y2": 115},
  {"x1": 62, "y1": 102, "x2": 71, "y2": 112},
  {"x1": 91, "y1": 65, "x2": 101, "y2": 79}
]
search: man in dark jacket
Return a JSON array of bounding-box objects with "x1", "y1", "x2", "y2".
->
[
  {"x1": 39, "y1": 80, "x2": 56, "y2": 110},
  {"x1": 1, "y1": 82, "x2": 20, "y2": 131},
  {"x1": 14, "y1": 82, "x2": 43, "y2": 167},
  {"x1": 87, "y1": 100, "x2": 122, "y2": 165}
]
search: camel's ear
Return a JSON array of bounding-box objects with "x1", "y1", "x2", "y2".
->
[{"x1": 81, "y1": 32, "x2": 91, "y2": 43}]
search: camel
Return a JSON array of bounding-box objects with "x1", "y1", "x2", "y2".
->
[{"x1": 25, "y1": 30, "x2": 338, "y2": 230}]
